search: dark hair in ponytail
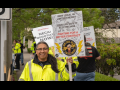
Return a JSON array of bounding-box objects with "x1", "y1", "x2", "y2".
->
[
  {"x1": 47, "y1": 54, "x2": 60, "y2": 73},
  {"x1": 36, "y1": 41, "x2": 59, "y2": 73}
]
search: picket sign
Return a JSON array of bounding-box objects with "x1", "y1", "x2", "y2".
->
[
  {"x1": 51, "y1": 11, "x2": 85, "y2": 58},
  {"x1": 51, "y1": 11, "x2": 85, "y2": 81},
  {"x1": 32, "y1": 25, "x2": 54, "y2": 47},
  {"x1": 84, "y1": 26, "x2": 96, "y2": 48}
]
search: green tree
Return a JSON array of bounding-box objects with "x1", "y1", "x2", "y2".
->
[
  {"x1": 12, "y1": 8, "x2": 42, "y2": 41},
  {"x1": 12, "y1": 8, "x2": 104, "y2": 41},
  {"x1": 100, "y1": 8, "x2": 119, "y2": 24},
  {"x1": 69, "y1": 8, "x2": 104, "y2": 28}
]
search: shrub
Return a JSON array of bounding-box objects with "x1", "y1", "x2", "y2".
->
[
  {"x1": 27, "y1": 48, "x2": 31, "y2": 53},
  {"x1": 96, "y1": 43, "x2": 120, "y2": 77}
]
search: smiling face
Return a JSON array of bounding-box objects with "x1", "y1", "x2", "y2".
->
[{"x1": 36, "y1": 43, "x2": 49, "y2": 62}]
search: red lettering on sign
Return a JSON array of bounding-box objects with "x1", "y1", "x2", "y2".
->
[
  {"x1": 38, "y1": 28, "x2": 48, "y2": 31},
  {"x1": 86, "y1": 37, "x2": 93, "y2": 41}
]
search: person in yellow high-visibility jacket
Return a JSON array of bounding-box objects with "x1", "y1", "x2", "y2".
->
[
  {"x1": 19, "y1": 41, "x2": 77, "y2": 81},
  {"x1": 31, "y1": 41, "x2": 36, "y2": 56},
  {"x1": 13, "y1": 40, "x2": 21, "y2": 71}
]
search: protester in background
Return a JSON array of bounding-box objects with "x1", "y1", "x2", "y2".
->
[
  {"x1": 74, "y1": 35, "x2": 101, "y2": 81},
  {"x1": 31, "y1": 40, "x2": 36, "y2": 56},
  {"x1": 18, "y1": 40, "x2": 25, "y2": 65},
  {"x1": 13, "y1": 40, "x2": 21, "y2": 71},
  {"x1": 19, "y1": 41, "x2": 76, "y2": 81}
]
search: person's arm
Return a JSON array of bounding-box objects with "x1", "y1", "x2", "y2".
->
[
  {"x1": 12, "y1": 47, "x2": 14, "y2": 52},
  {"x1": 65, "y1": 57, "x2": 76, "y2": 72},
  {"x1": 56, "y1": 57, "x2": 62, "y2": 61},
  {"x1": 57, "y1": 59, "x2": 76, "y2": 81},
  {"x1": 21, "y1": 43, "x2": 25, "y2": 49},
  {"x1": 18, "y1": 62, "x2": 31, "y2": 81},
  {"x1": 94, "y1": 47, "x2": 101, "y2": 60},
  {"x1": 96, "y1": 56, "x2": 101, "y2": 60}
]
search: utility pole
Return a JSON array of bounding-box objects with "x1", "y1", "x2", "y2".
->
[
  {"x1": 0, "y1": 21, "x2": 7, "y2": 81},
  {"x1": 6, "y1": 19, "x2": 12, "y2": 81},
  {"x1": 0, "y1": 8, "x2": 12, "y2": 81}
]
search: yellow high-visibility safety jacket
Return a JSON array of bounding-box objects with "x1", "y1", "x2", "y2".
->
[
  {"x1": 48, "y1": 47, "x2": 54, "y2": 56},
  {"x1": 62, "y1": 57, "x2": 79, "y2": 68},
  {"x1": 12, "y1": 47, "x2": 15, "y2": 54},
  {"x1": 31, "y1": 41, "x2": 36, "y2": 54},
  {"x1": 48, "y1": 47, "x2": 77, "y2": 78},
  {"x1": 14, "y1": 43, "x2": 21, "y2": 54},
  {"x1": 62, "y1": 57, "x2": 79, "y2": 77},
  {"x1": 19, "y1": 55, "x2": 76, "y2": 81}
]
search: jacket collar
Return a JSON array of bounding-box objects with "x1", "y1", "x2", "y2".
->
[{"x1": 33, "y1": 54, "x2": 51, "y2": 65}]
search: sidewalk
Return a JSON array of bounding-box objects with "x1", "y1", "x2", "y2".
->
[{"x1": 16, "y1": 48, "x2": 32, "y2": 81}]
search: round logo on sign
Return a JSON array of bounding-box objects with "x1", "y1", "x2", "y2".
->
[{"x1": 62, "y1": 40, "x2": 77, "y2": 56}]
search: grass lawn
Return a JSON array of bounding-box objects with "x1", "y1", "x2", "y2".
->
[
  {"x1": 95, "y1": 72, "x2": 119, "y2": 81},
  {"x1": 12, "y1": 71, "x2": 119, "y2": 81}
]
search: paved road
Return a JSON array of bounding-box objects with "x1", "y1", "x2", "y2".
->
[
  {"x1": 16, "y1": 48, "x2": 32, "y2": 81},
  {"x1": 16, "y1": 48, "x2": 120, "y2": 81},
  {"x1": 113, "y1": 74, "x2": 120, "y2": 80}
]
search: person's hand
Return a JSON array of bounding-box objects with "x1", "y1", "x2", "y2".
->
[
  {"x1": 56, "y1": 57, "x2": 62, "y2": 61},
  {"x1": 66, "y1": 57, "x2": 73, "y2": 64}
]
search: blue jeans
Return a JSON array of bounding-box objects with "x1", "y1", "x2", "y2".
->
[
  {"x1": 74, "y1": 71, "x2": 95, "y2": 81},
  {"x1": 20, "y1": 53, "x2": 24, "y2": 64}
]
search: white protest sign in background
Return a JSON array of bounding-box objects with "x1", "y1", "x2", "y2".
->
[
  {"x1": 51, "y1": 11, "x2": 85, "y2": 58},
  {"x1": 32, "y1": 25, "x2": 54, "y2": 47},
  {"x1": 84, "y1": 26, "x2": 96, "y2": 48}
]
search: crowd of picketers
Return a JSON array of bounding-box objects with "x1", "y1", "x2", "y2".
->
[{"x1": 17, "y1": 35, "x2": 101, "y2": 81}]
